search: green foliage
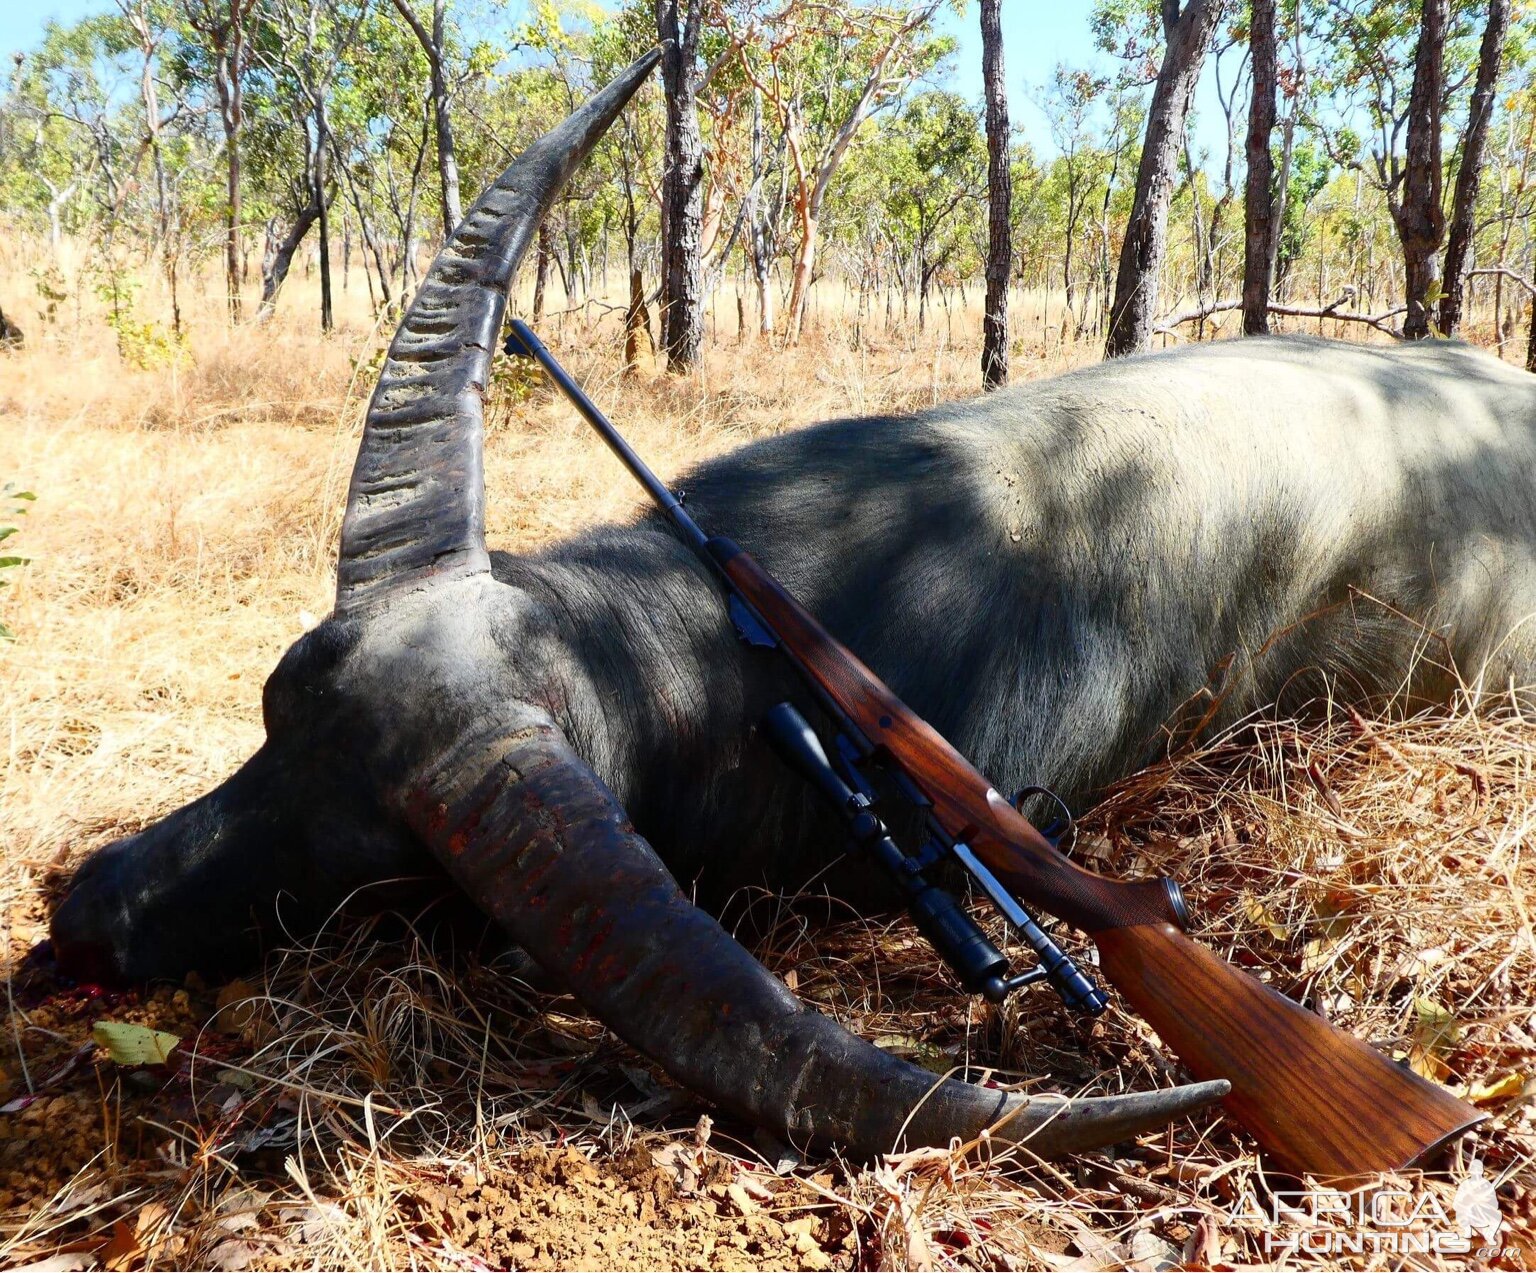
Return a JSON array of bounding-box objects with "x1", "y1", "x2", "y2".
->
[
  {"x1": 31, "y1": 267, "x2": 69, "y2": 326},
  {"x1": 91, "y1": 272, "x2": 185, "y2": 369},
  {"x1": 1275, "y1": 142, "x2": 1332, "y2": 280},
  {"x1": 0, "y1": 485, "x2": 36, "y2": 644}
]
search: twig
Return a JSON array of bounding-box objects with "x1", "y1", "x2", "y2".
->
[
  {"x1": 1467, "y1": 266, "x2": 1536, "y2": 297},
  {"x1": 1154, "y1": 297, "x2": 1406, "y2": 336}
]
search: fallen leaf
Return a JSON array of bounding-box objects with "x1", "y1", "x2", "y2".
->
[
  {"x1": 92, "y1": 1021, "x2": 180, "y2": 1067},
  {"x1": 1408, "y1": 996, "x2": 1460, "y2": 1081},
  {"x1": 1183, "y1": 1215, "x2": 1222, "y2": 1267},
  {"x1": 101, "y1": 1217, "x2": 140, "y2": 1271},
  {"x1": 206, "y1": 1238, "x2": 262, "y2": 1271},
  {"x1": 1469, "y1": 1071, "x2": 1526, "y2": 1104},
  {"x1": 1127, "y1": 1227, "x2": 1180, "y2": 1270},
  {"x1": 1241, "y1": 891, "x2": 1287, "y2": 941}
]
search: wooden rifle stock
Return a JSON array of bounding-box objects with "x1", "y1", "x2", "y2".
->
[{"x1": 712, "y1": 539, "x2": 1484, "y2": 1176}]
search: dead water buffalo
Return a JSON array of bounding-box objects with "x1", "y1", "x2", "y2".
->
[{"x1": 50, "y1": 53, "x2": 1536, "y2": 1161}]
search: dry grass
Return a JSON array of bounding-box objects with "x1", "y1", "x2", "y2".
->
[{"x1": 0, "y1": 244, "x2": 1532, "y2": 1270}]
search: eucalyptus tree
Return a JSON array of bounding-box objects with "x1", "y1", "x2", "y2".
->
[
  {"x1": 979, "y1": 0, "x2": 1011, "y2": 387},
  {"x1": 387, "y1": 0, "x2": 462, "y2": 238},
  {"x1": 721, "y1": 0, "x2": 955, "y2": 345},
  {"x1": 1102, "y1": 0, "x2": 1224, "y2": 358},
  {"x1": 1306, "y1": 0, "x2": 1483, "y2": 337},
  {"x1": 1243, "y1": 0, "x2": 1278, "y2": 332},
  {"x1": 252, "y1": 0, "x2": 368, "y2": 327},
  {"x1": 1035, "y1": 66, "x2": 1116, "y2": 333},
  {"x1": 1439, "y1": 0, "x2": 1512, "y2": 335},
  {"x1": 860, "y1": 91, "x2": 986, "y2": 332},
  {"x1": 654, "y1": 0, "x2": 706, "y2": 369},
  {"x1": 180, "y1": 0, "x2": 258, "y2": 322},
  {"x1": 0, "y1": 25, "x2": 110, "y2": 250}
]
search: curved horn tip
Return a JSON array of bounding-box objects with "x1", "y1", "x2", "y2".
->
[
  {"x1": 999, "y1": 1078, "x2": 1232, "y2": 1158},
  {"x1": 335, "y1": 46, "x2": 662, "y2": 614}
]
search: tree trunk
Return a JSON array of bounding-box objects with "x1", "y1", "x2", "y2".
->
[
  {"x1": 316, "y1": 151, "x2": 333, "y2": 332},
  {"x1": 1242, "y1": 0, "x2": 1278, "y2": 335},
  {"x1": 744, "y1": 89, "x2": 774, "y2": 337},
  {"x1": 656, "y1": 0, "x2": 705, "y2": 372},
  {"x1": 1105, "y1": 0, "x2": 1221, "y2": 358},
  {"x1": 258, "y1": 200, "x2": 323, "y2": 317},
  {"x1": 1527, "y1": 293, "x2": 1536, "y2": 372},
  {"x1": 390, "y1": 0, "x2": 463, "y2": 239},
  {"x1": 1394, "y1": 0, "x2": 1450, "y2": 340},
  {"x1": 1439, "y1": 0, "x2": 1509, "y2": 336},
  {"x1": 533, "y1": 223, "x2": 551, "y2": 321},
  {"x1": 211, "y1": 10, "x2": 248, "y2": 326},
  {"x1": 625, "y1": 267, "x2": 654, "y2": 374},
  {"x1": 786, "y1": 200, "x2": 818, "y2": 343},
  {"x1": 980, "y1": 0, "x2": 1011, "y2": 388}
]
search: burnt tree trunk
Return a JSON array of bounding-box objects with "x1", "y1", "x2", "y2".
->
[
  {"x1": 1527, "y1": 294, "x2": 1536, "y2": 372},
  {"x1": 656, "y1": 0, "x2": 705, "y2": 372},
  {"x1": 1242, "y1": 0, "x2": 1278, "y2": 335},
  {"x1": 258, "y1": 199, "x2": 323, "y2": 317},
  {"x1": 1439, "y1": 0, "x2": 1509, "y2": 337},
  {"x1": 1105, "y1": 0, "x2": 1222, "y2": 358},
  {"x1": 980, "y1": 0, "x2": 1011, "y2": 389},
  {"x1": 1394, "y1": 0, "x2": 1449, "y2": 340}
]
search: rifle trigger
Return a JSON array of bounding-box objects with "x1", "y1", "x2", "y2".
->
[
  {"x1": 1012, "y1": 785, "x2": 1075, "y2": 850},
  {"x1": 727, "y1": 595, "x2": 779, "y2": 648}
]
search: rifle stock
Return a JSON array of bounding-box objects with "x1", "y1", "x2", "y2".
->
[
  {"x1": 1096, "y1": 922, "x2": 1482, "y2": 1175},
  {"x1": 714, "y1": 539, "x2": 1485, "y2": 1175}
]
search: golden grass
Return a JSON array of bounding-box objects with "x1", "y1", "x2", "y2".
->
[{"x1": 0, "y1": 245, "x2": 1532, "y2": 1270}]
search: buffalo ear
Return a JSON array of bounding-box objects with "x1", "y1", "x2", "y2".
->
[{"x1": 334, "y1": 50, "x2": 662, "y2": 617}]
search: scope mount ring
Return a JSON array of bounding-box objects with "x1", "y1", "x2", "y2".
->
[{"x1": 1011, "y1": 785, "x2": 1075, "y2": 851}]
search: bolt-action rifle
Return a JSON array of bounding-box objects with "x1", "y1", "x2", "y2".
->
[{"x1": 507, "y1": 319, "x2": 1482, "y2": 1177}]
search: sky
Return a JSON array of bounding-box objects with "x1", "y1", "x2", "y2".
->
[{"x1": 0, "y1": 1, "x2": 1233, "y2": 165}]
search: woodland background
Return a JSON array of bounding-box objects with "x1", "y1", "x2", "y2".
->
[
  {"x1": 2, "y1": 0, "x2": 1534, "y2": 373},
  {"x1": 0, "y1": 2, "x2": 1534, "y2": 1271}
]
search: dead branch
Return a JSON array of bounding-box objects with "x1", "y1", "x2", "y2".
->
[
  {"x1": 1154, "y1": 295, "x2": 1406, "y2": 336},
  {"x1": 1467, "y1": 266, "x2": 1536, "y2": 297}
]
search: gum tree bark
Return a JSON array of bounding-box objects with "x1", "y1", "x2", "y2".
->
[
  {"x1": 1242, "y1": 0, "x2": 1277, "y2": 335},
  {"x1": 186, "y1": 0, "x2": 256, "y2": 324},
  {"x1": 258, "y1": 197, "x2": 323, "y2": 317},
  {"x1": 390, "y1": 0, "x2": 464, "y2": 239},
  {"x1": 1393, "y1": 0, "x2": 1449, "y2": 340},
  {"x1": 1104, "y1": 0, "x2": 1222, "y2": 358},
  {"x1": 980, "y1": 0, "x2": 1011, "y2": 388},
  {"x1": 1439, "y1": 0, "x2": 1510, "y2": 336},
  {"x1": 656, "y1": 0, "x2": 705, "y2": 372}
]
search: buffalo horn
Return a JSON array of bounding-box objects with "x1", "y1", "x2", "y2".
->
[
  {"x1": 404, "y1": 709, "x2": 1230, "y2": 1159},
  {"x1": 335, "y1": 48, "x2": 663, "y2": 615}
]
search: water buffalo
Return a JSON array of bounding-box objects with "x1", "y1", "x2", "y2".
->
[{"x1": 49, "y1": 52, "x2": 1536, "y2": 1163}]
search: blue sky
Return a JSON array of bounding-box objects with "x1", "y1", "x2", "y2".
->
[{"x1": 0, "y1": 1, "x2": 1232, "y2": 164}]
